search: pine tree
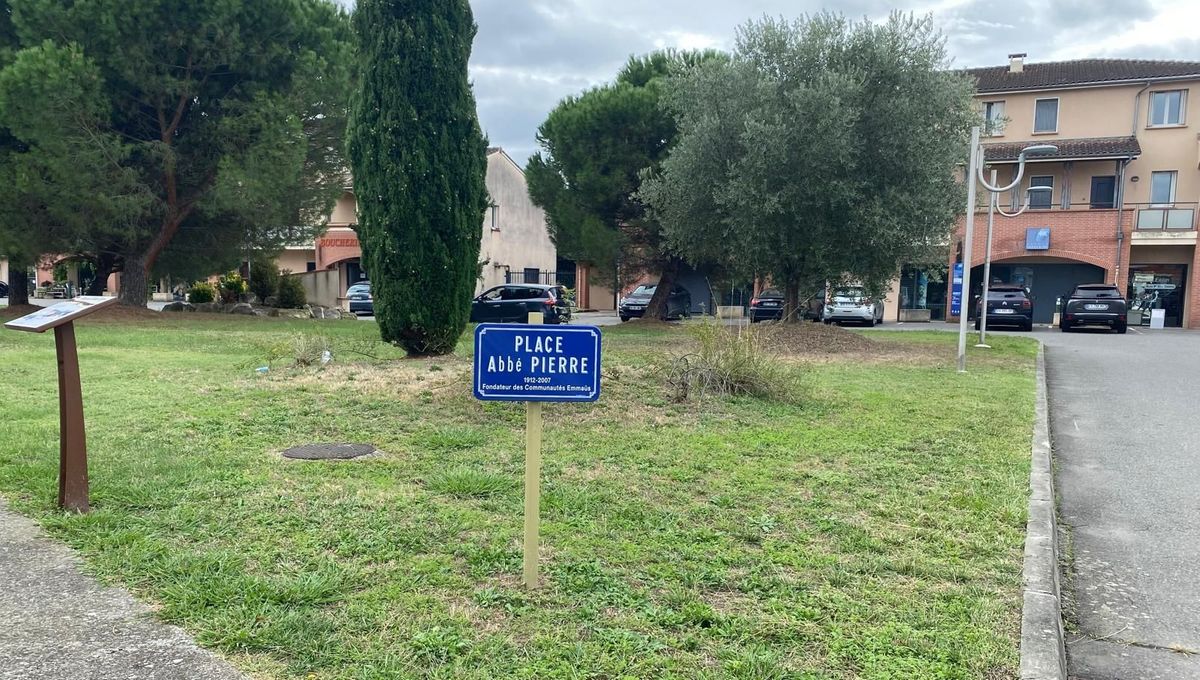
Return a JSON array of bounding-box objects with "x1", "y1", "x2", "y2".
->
[{"x1": 347, "y1": 0, "x2": 488, "y2": 356}]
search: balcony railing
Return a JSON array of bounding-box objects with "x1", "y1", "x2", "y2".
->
[
  {"x1": 1134, "y1": 203, "x2": 1197, "y2": 231},
  {"x1": 972, "y1": 200, "x2": 1197, "y2": 231}
]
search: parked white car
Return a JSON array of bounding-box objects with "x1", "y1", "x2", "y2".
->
[{"x1": 822, "y1": 288, "x2": 884, "y2": 326}]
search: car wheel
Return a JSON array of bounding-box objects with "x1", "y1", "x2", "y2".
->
[
  {"x1": 1116, "y1": 323, "x2": 1128, "y2": 334},
  {"x1": 619, "y1": 316, "x2": 629, "y2": 322},
  {"x1": 974, "y1": 319, "x2": 980, "y2": 331},
  {"x1": 1023, "y1": 320, "x2": 1034, "y2": 332},
  {"x1": 1060, "y1": 322, "x2": 1071, "y2": 333}
]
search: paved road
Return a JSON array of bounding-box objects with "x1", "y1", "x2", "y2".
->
[{"x1": 1040, "y1": 328, "x2": 1200, "y2": 679}]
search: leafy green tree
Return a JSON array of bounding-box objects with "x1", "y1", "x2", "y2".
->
[
  {"x1": 347, "y1": 0, "x2": 488, "y2": 356},
  {"x1": 640, "y1": 14, "x2": 976, "y2": 321},
  {"x1": 0, "y1": 37, "x2": 149, "y2": 303},
  {"x1": 527, "y1": 50, "x2": 722, "y2": 320},
  {"x1": 0, "y1": 0, "x2": 352, "y2": 306}
]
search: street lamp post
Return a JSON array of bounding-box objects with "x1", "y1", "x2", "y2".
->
[
  {"x1": 957, "y1": 129, "x2": 1057, "y2": 371},
  {"x1": 976, "y1": 176, "x2": 1053, "y2": 347}
]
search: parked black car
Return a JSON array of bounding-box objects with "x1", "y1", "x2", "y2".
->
[
  {"x1": 749, "y1": 289, "x2": 785, "y2": 322},
  {"x1": 1061, "y1": 284, "x2": 1127, "y2": 333},
  {"x1": 347, "y1": 281, "x2": 373, "y2": 316},
  {"x1": 471, "y1": 284, "x2": 571, "y2": 324},
  {"x1": 0, "y1": 280, "x2": 8, "y2": 297},
  {"x1": 975, "y1": 285, "x2": 1034, "y2": 331},
  {"x1": 750, "y1": 289, "x2": 825, "y2": 322},
  {"x1": 619, "y1": 284, "x2": 691, "y2": 322}
]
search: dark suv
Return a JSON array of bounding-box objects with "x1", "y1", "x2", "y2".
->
[
  {"x1": 975, "y1": 285, "x2": 1034, "y2": 331},
  {"x1": 471, "y1": 284, "x2": 571, "y2": 324},
  {"x1": 1061, "y1": 284, "x2": 1127, "y2": 333}
]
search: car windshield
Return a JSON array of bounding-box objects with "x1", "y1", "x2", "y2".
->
[
  {"x1": 832, "y1": 289, "x2": 864, "y2": 302},
  {"x1": 759, "y1": 289, "x2": 783, "y2": 298},
  {"x1": 1074, "y1": 287, "x2": 1121, "y2": 299},
  {"x1": 631, "y1": 285, "x2": 656, "y2": 296},
  {"x1": 988, "y1": 288, "x2": 1025, "y2": 298},
  {"x1": 348, "y1": 284, "x2": 370, "y2": 294}
]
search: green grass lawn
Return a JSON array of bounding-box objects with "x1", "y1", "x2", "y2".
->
[{"x1": 0, "y1": 315, "x2": 1037, "y2": 679}]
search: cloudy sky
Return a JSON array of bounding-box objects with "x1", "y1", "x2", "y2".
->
[{"x1": 375, "y1": 0, "x2": 1200, "y2": 165}]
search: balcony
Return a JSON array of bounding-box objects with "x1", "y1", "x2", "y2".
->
[
  {"x1": 1131, "y1": 202, "x2": 1197, "y2": 245},
  {"x1": 1135, "y1": 203, "x2": 1197, "y2": 231}
]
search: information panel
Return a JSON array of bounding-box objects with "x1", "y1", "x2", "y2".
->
[
  {"x1": 3, "y1": 296, "x2": 119, "y2": 333},
  {"x1": 473, "y1": 324, "x2": 601, "y2": 402}
]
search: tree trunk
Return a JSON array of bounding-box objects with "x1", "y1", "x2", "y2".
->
[
  {"x1": 86, "y1": 252, "x2": 118, "y2": 296},
  {"x1": 117, "y1": 253, "x2": 149, "y2": 307},
  {"x1": 7, "y1": 260, "x2": 30, "y2": 306},
  {"x1": 783, "y1": 281, "x2": 801, "y2": 324},
  {"x1": 643, "y1": 260, "x2": 680, "y2": 320}
]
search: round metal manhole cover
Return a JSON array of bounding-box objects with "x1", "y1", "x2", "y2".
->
[{"x1": 281, "y1": 443, "x2": 377, "y2": 460}]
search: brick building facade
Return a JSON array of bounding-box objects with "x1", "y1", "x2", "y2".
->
[{"x1": 942, "y1": 56, "x2": 1200, "y2": 328}]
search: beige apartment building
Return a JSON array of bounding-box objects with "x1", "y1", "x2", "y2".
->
[{"x1": 921, "y1": 56, "x2": 1200, "y2": 328}]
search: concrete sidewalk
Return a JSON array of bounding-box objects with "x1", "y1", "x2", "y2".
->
[{"x1": 0, "y1": 501, "x2": 243, "y2": 680}]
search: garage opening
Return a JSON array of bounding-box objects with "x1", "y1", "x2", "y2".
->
[{"x1": 969, "y1": 261, "x2": 1105, "y2": 324}]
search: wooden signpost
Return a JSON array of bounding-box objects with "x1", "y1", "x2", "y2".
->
[
  {"x1": 4, "y1": 296, "x2": 119, "y2": 512},
  {"x1": 473, "y1": 312, "x2": 602, "y2": 588}
]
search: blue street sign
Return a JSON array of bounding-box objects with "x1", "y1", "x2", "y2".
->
[
  {"x1": 950, "y1": 262, "x2": 964, "y2": 317},
  {"x1": 473, "y1": 324, "x2": 602, "y2": 402}
]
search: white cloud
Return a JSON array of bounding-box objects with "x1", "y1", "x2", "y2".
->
[{"x1": 342, "y1": 0, "x2": 1199, "y2": 164}]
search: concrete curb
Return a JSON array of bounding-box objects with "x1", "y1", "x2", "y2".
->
[{"x1": 1020, "y1": 344, "x2": 1067, "y2": 680}]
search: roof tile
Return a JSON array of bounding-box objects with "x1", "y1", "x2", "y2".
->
[
  {"x1": 965, "y1": 59, "x2": 1200, "y2": 93},
  {"x1": 982, "y1": 136, "x2": 1141, "y2": 162}
]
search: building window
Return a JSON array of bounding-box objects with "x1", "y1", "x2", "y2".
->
[
  {"x1": 1033, "y1": 98, "x2": 1058, "y2": 133},
  {"x1": 306, "y1": 261, "x2": 316, "y2": 272},
  {"x1": 1029, "y1": 176, "x2": 1053, "y2": 209},
  {"x1": 1089, "y1": 176, "x2": 1116, "y2": 209},
  {"x1": 490, "y1": 204, "x2": 500, "y2": 231},
  {"x1": 1148, "y1": 90, "x2": 1186, "y2": 127},
  {"x1": 523, "y1": 267, "x2": 540, "y2": 284},
  {"x1": 1150, "y1": 171, "x2": 1177, "y2": 206},
  {"x1": 982, "y1": 100, "x2": 1005, "y2": 136}
]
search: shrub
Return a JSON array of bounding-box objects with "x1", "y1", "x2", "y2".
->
[
  {"x1": 218, "y1": 271, "x2": 248, "y2": 303},
  {"x1": 187, "y1": 282, "x2": 216, "y2": 304},
  {"x1": 275, "y1": 271, "x2": 307, "y2": 309},
  {"x1": 247, "y1": 255, "x2": 280, "y2": 303},
  {"x1": 666, "y1": 321, "x2": 800, "y2": 401},
  {"x1": 260, "y1": 333, "x2": 330, "y2": 368}
]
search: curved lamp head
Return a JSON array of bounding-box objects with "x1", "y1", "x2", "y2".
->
[{"x1": 1020, "y1": 144, "x2": 1058, "y2": 158}]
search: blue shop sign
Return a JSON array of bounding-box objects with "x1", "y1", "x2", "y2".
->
[
  {"x1": 1026, "y1": 227, "x2": 1050, "y2": 250},
  {"x1": 473, "y1": 324, "x2": 602, "y2": 402}
]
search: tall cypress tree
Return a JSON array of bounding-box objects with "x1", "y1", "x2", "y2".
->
[{"x1": 347, "y1": 0, "x2": 488, "y2": 356}]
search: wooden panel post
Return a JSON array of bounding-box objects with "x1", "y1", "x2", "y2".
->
[
  {"x1": 54, "y1": 321, "x2": 89, "y2": 512},
  {"x1": 523, "y1": 311, "x2": 544, "y2": 588}
]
